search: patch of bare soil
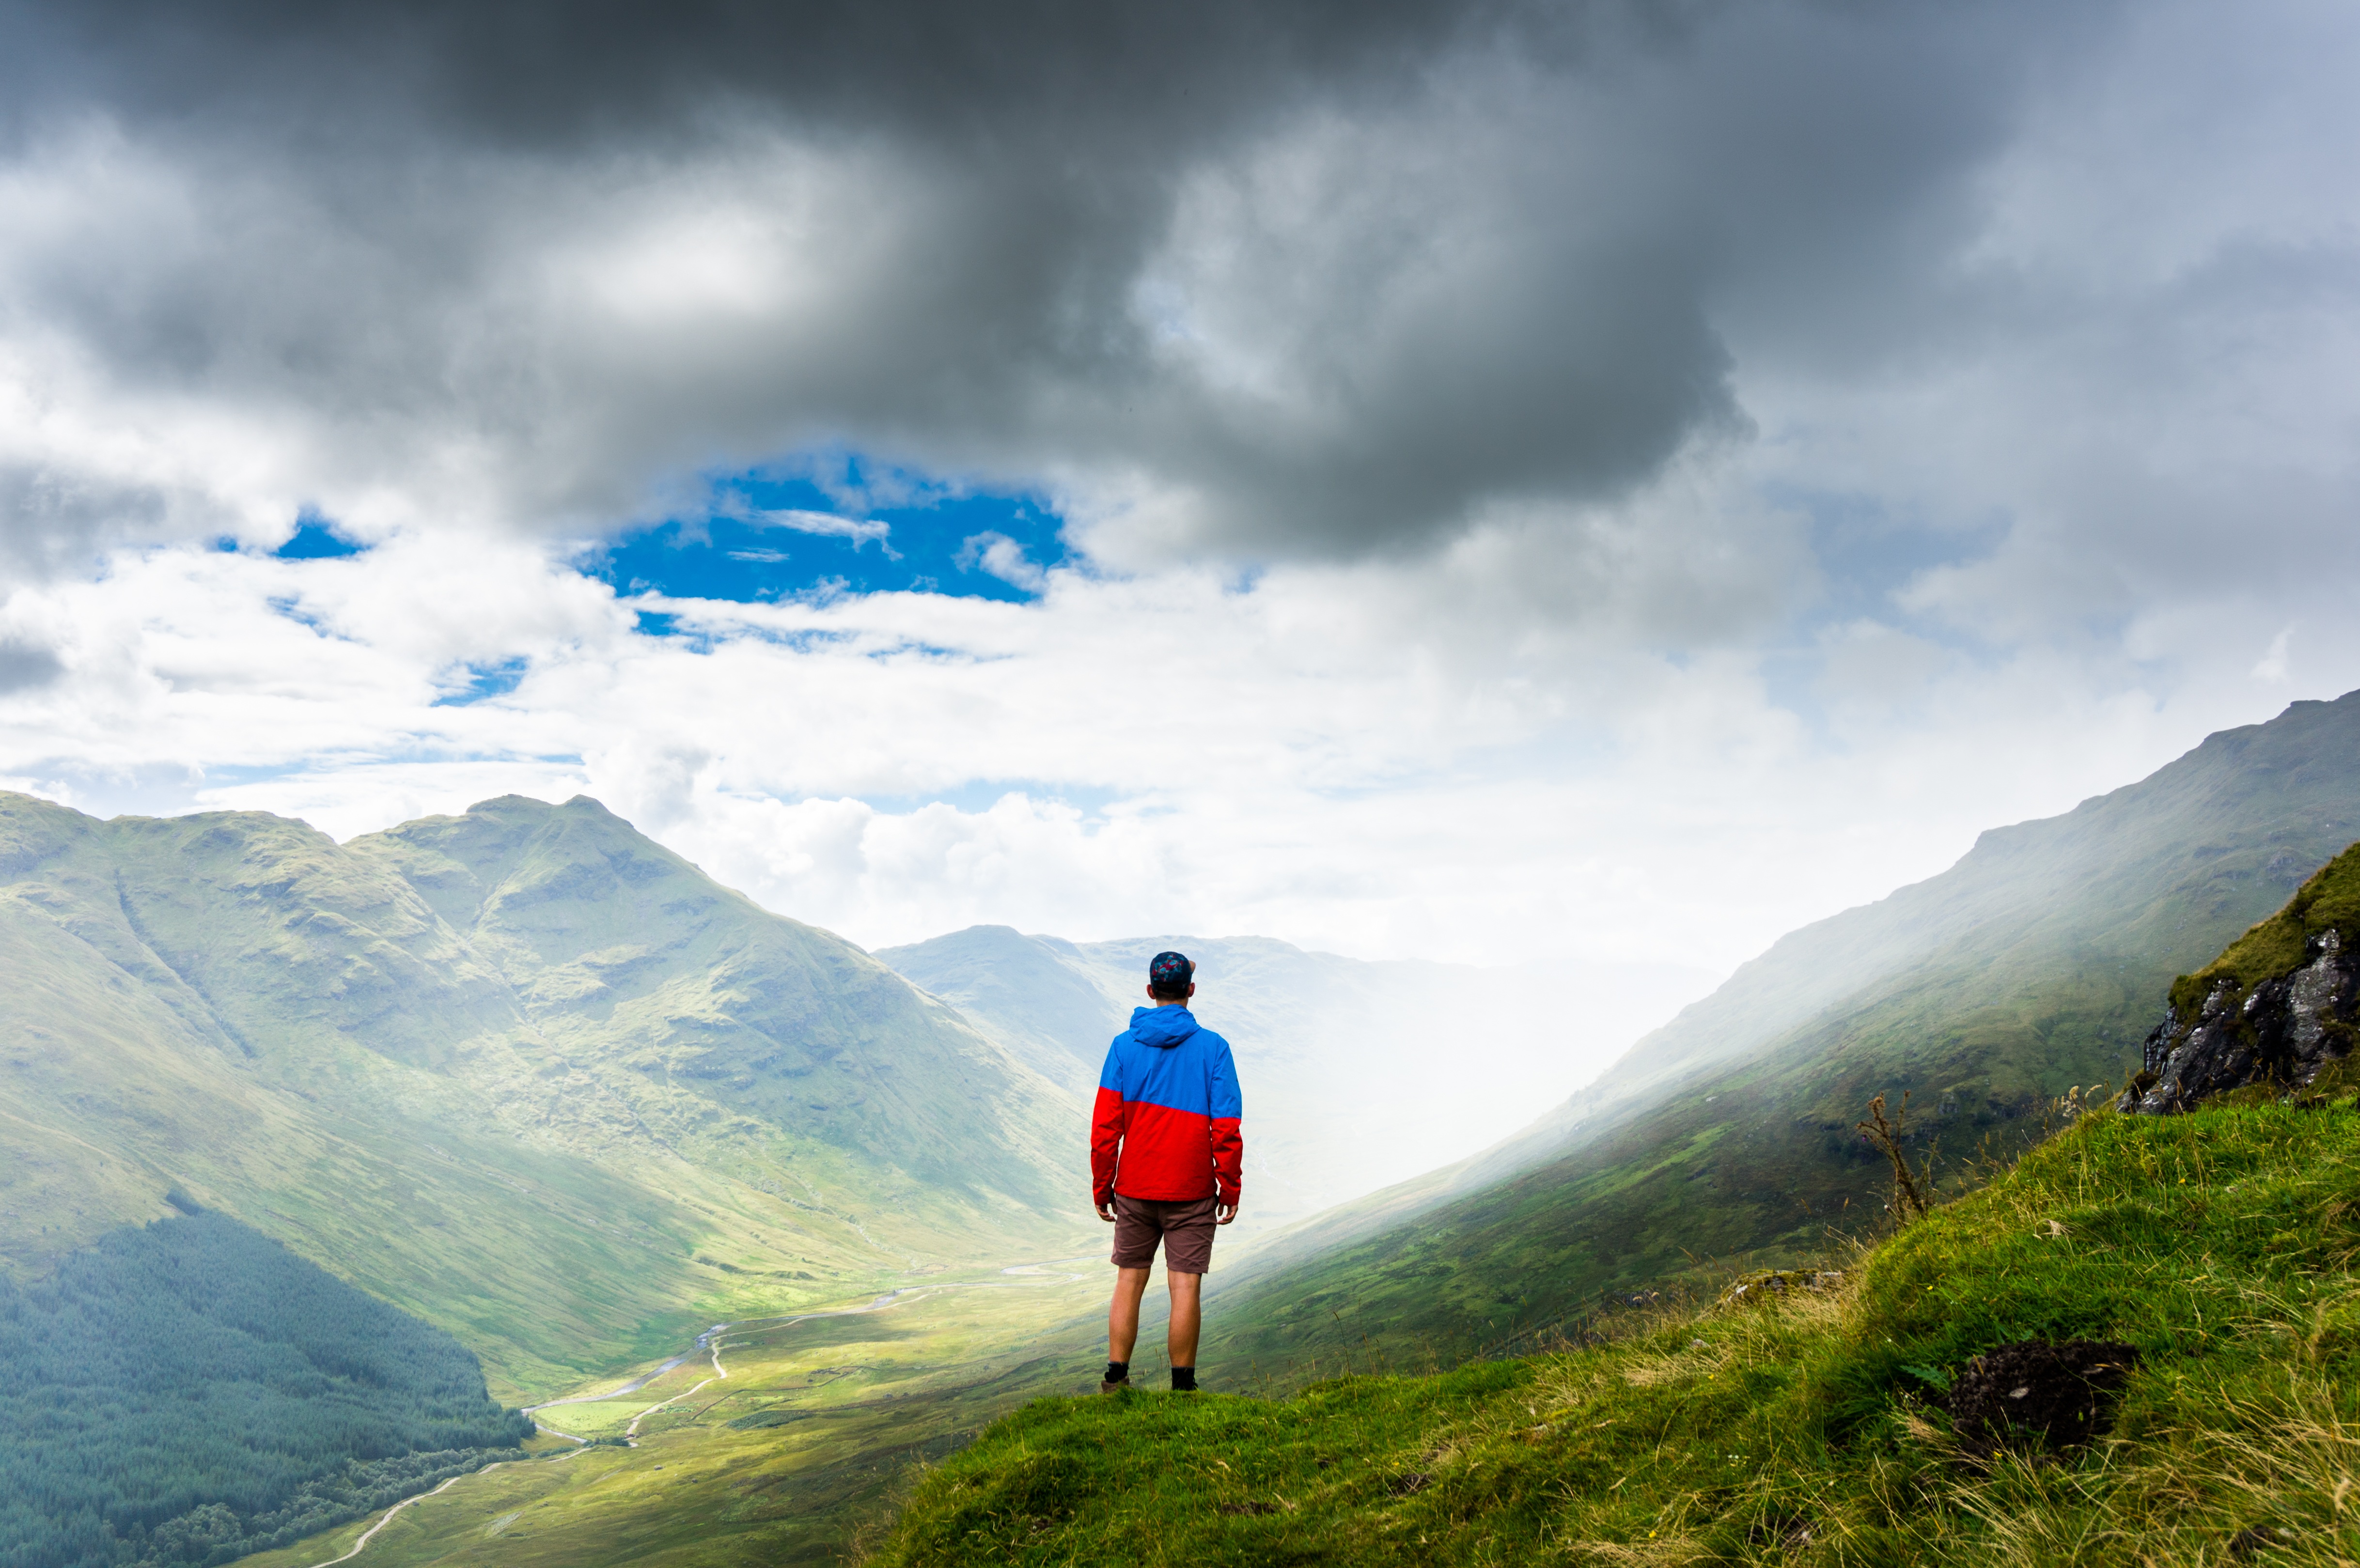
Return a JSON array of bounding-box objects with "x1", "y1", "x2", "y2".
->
[{"x1": 1947, "y1": 1339, "x2": 2138, "y2": 1459}]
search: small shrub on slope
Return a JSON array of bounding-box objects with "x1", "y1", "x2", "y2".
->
[{"x1": 869, "y1": 1098, "x2": 2360, "y2": 1567}]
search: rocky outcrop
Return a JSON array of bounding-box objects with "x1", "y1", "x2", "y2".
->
[{"x1": 2120, "y1": 928, "x2": 2359, "y2": 1114}]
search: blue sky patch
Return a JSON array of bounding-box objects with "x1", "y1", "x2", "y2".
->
[
  {"x1": 433, "y1": 657, "x2": 530, "y2": 706},
  {"x1": 585, "y1": 455, "x2": 1068, "y2": 605},
  {"x1": 274, "y1": 515, "x2": 368, "y2": 559}
]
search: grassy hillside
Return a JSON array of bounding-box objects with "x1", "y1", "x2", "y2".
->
[
  {"x1": 1, "y1": 1208, "x2": 530, "y2": 1568},
  {"x1": 1197, "y1": 692, "x2": 2360, "y2": 1371},
  {"x1": 351, "y1": 797, "x2": 1082, "y2": 1234},
  {"x1": 870, "y1": 1087, "x2": 2360, "y2": 1566},
  {"x1": 0, "y1": 792, "x2": 1091, "y2": 1396}
]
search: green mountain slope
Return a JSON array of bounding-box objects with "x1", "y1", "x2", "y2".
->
[
  {"x1": 0, "y1": 793, "x2": 1088, "y2": 1396},
  {"x1": 350, "y1": 797, "x2": 1078, "y2": 1225},
  {"x1": 1201, "y1": 691, "x2": 2360, "y2": 1371}
]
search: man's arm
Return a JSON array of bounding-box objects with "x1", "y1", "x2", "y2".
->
[
  {"x1": 1208, "y1": 1041, "x2": 1242, "y2": 1223},
  {"x1": 1091, "y1": 1047, "x2": 1126, "y2": 1219}
]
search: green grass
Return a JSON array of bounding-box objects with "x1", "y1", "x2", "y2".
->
[{"x1": 869, "y1": 1095, "x2": 2360, "y2": 1566}]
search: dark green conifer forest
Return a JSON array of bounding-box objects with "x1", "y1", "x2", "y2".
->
[{"x1": 0, "y1": 1204, "x2": 531, "y2": 1568}]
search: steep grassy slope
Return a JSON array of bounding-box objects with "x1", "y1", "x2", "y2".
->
[
  {"x1": 871, "y1": 1092, "x2": 2360, "y2": 1566},
  {"x1": 1200, "y1": 691, "x2": 2360, "y2": 1371},
  {"x1": 881, "y1": 928, "x2": 1711, "y2": 1227},
  {"x1": 0, "y1": 793, "x2": 1089, "y2": 1395},
  {"x1": 351, "y1": 797, "x2": 1080, "y2": 1230}
]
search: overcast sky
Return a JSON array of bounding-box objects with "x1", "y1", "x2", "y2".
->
[{"x1": 0, "y1": 0, "x2": 2354, "y2": 1002}]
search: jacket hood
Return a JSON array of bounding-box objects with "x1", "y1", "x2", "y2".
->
[{"x1": 1128, "y1": 1005, "x2": 1201, "y2": 1050}]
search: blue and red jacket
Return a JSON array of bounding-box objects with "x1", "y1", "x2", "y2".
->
[{"x1": 1092, "y1": 1006, "x2": 1243, "y2": 1207}]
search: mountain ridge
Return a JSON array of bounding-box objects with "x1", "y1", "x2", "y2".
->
[{"x1": 0, "y1": 792, "x2": 1091, "y2": 1396}]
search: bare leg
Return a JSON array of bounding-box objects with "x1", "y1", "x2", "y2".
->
[
  {"x1": 1107, "y1": 1266, "x2": 1151, "y2": 1365},
  {"x1": 1167, "y1": 1271, "x2": 1202, "y2": 1367}
]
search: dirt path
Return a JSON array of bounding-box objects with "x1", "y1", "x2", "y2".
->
[
  {"x1": 622, "y1": 1323, "x2": 730, "y2": 1441},
  {"x1": 297, "y1": 1450, "x2": 591, "y2": 1568},
  {"x1": 521, "y1": 1329, "x2": 724, "y2": 1421}
]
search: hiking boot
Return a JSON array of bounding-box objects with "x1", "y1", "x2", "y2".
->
[{"x1": 1099, "y1": 1376, "x2": 1131, "y2": 1395}]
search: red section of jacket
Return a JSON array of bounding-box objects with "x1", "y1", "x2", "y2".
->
[
  {"x1": 1090, "y1": 1085, "x2": 1124, "y2": 1203},
  {"x1": 1092, "y1": 1086, "x2": 1243, "y2": 1206},
  {"x1": 1208, "y1": 1115, "x2": 1243, "y2": 1206}
]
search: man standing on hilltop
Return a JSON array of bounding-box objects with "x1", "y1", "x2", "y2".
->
[{"x1": 1093, "y1": 950, "x2": 1243, "y2": 1394}]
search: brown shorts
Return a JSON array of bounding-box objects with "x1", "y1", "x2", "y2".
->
[{"x1": 1110, "y1": 1193, "x2": 1219, "y2": 1274}]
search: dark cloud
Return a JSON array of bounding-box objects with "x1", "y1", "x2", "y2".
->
[
  {"x1": 1, "y1": 0, "x2": 1520, "y2": 152},
  {"x1": 0, "y1": 467, "x2": 183, "y2": 580},
  {"x1": 0, "y1": 0, "x2": 2140, "y2": 564}
]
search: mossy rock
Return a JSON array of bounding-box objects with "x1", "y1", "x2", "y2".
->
[
  {"x1": 1718, "y1": 1268, "x2": 1844, "y2": 1309},
  {"x1": 2169, "y1": 840, "x2": 2360, "y2": 1018}
]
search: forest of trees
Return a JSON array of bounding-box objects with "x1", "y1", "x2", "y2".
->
[{"x1": 0, "y1": 1202, "x2": 533, "y2": 1568}]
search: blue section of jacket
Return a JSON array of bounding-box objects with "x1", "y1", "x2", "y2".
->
[{"x1": 1097, "y1": 1006, "x2": 1242, "y2": 1119}]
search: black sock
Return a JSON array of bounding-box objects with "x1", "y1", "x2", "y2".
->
[
  {"x1": 1170, "y1": 1366, "x2": 1197, "y2": 1392},
  {"x1": 1104, "y1": 1361, "x2": 1129, "y2": 1383}
]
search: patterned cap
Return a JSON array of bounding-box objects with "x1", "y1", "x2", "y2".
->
[{"x1": 1148, "y1": 950, "x2": 1194, "y2": 990}]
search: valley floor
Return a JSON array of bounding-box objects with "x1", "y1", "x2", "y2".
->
[{"x1": 231, "y1": 1258, "x2": 1122, "y2": 1568}]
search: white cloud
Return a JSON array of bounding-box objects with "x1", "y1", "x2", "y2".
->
[
  {"x1": 2253, "y1": 628, "x2": 2295, "y2": 684},
  {"x1": 4, "y1": 514, "x2": 2352, "y2": 993},
  {"x1": 717, "y1": 500, "x2": 893, "y2": 550},
  {"x1": 955, "y1": 532, "x2": 1047, "y2": 593}
]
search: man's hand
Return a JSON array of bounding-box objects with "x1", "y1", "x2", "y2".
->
[
  {"x1": 1096, "y1": 1200, "x2": 1118, "y2": 1223},
  {"x1": 1215, "y1": 1201, "x2": 1237, "y2": 1226}
]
